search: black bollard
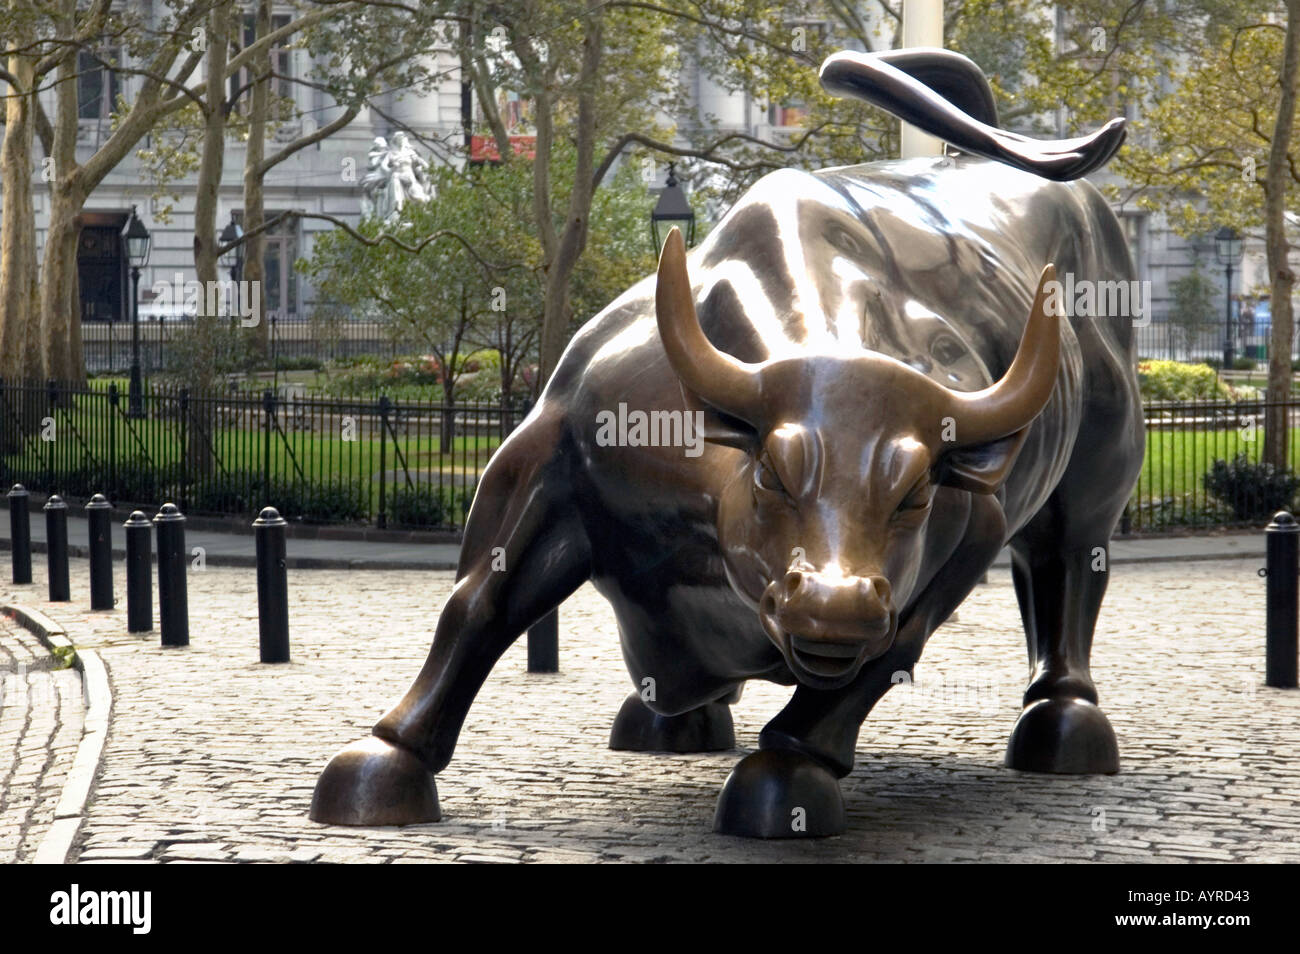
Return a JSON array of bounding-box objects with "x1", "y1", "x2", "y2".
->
[
  {"x1": 124, "y1": 511, "x2": 152, "y2": 633},
  {"x1": 527, "y1": 608, "x2": 559, "y2": 673},
  {"x1": 1265, "y1": 511, "x2": 1299, "y2": 689},
  {"x1": 7, "y1": 484, "x2": 31, "y2": 584},
  {"x1": 253, "y1": 507, "x2": 290, "y2": 663},
  {"x1": 85, "y1": 494, "x2": 114, "y2": 610},
  {"x1": 153, "y1": 502, "x2": 189, "y2": 647},
  {"x1": 44, "y1": 495, "x2": 69, "y2": 602}
]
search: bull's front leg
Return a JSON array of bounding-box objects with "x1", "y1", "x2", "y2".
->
[
  {"x1": 310, "y1": 410, "x2": 592, "y2": 826},
  {"x1": 714, "y1": 493, "x2": 1003, "y2": 838}
]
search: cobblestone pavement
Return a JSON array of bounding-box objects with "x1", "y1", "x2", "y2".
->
[
  {"x1": 0, "y1": 618, "x2": 84, "y2": 862},
  {"x1": 3, "y1": 554, "x2": 1298, "y2": 863}
]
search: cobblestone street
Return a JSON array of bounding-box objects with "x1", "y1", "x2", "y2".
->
[
  {"x1": 3, "y1": 554, "x2": 1298, "y2": 863},
  {"x1": 0, "y1": 619, "x2": 84, "y2": 862}
]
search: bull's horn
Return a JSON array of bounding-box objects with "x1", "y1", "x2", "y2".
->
[
  {"x1": 656, "y1": 227, "x2": 762, "y2": 420},
  {"x1": 947, "y1": 264, "x2": 1060, "y2": 445}
]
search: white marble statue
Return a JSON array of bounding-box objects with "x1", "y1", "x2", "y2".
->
[{"x1": 360, "y1": 132, "x2": 434, "y2": 222}]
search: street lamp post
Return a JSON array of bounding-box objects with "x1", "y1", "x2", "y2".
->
[
  {"x1": 219, "y1": 213, "x2": 243, "y2": 284},
  {"x1": 122, "y1": 206, "x2": 151, "y2": 418},
  {"x1": 650, "y1": 163, "x2": 696, "y2": 253},
  {"x1": 1215, "y1": 226, "x2": 1243, "y2": 369}
]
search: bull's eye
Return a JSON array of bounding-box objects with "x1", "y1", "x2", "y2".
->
[
  {"x1": 754, "y1": 454, "x2": 788, "y2": 496},
  {"x1": 894, "y1": 480, "x2": 933, "y2": 518}
]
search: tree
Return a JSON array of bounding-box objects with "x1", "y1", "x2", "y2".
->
[
  {"x1": 1115, "y1": 0, "x2": 1300, "y2": 468},
  {"x1": 0, "y1": 0, "x2": 341, "y2": 383},
  {"x1": 301, "y1": 160, "x2": 539, "y2": 450},
  {"x1": 1168, "y1": 267, "x2": 1221, "y2": 358},
  {"x1": 300, "y1": 148, "x2": 657, "y2": 420}
]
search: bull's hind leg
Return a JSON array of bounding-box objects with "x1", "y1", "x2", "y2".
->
[
  {"x1": 310, "y1": 409, "x2": 591, "y2": 825},
  {"x1": 608, "y1": 685, "x2": 739, "y2": 753},
  {"x1": 1004, "y1": 517, "x2": 1119, "y2": 774}
]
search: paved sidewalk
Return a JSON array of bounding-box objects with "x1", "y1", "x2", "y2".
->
[
  {"x1": 2, "y1": 549, "x2": 1298, "y2": 863},
  {"x1": 0, "y1": 505, "x2": 1272, "y2": 571}
]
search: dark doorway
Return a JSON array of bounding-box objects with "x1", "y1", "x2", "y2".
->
[{"x1": 76, "y1": 212, "x2": 129, "y2": 323}]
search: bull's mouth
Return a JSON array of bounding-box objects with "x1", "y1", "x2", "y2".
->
[{"x1": 759, "y1": 604, "x2": 897, "y2": 690}]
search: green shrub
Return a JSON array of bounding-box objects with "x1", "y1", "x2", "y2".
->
[
  {"x1": 385, "y1": 486, "x2": 472, "y2": 529},
  {"x1": 1202, "y1": 453, "x2": 1300, "y2": 523},
  {"x1": 188, "y1": 471, "x2": 366, "y2": 522},
  {"x1": 1137, "y1": 360, "x2": 1232, "y2": 401},
  {"x1": 47, "y1": 456, "x2": 184, "y2": 506},
  {"x1": 1232, "y1": 356, "x2": 1258, "y2": 371}
]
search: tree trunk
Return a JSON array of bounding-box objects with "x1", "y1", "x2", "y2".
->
[
  {"x1": 193, "y1": 3, "x2": 231, "y2": 313},
  {"x1": 0, "y1": 20, "x2": 43, "y2": 453},
  {"x1": 1264, "y1": 1, "x2": 1300, "y2": 472},
  {"x1": 243, "y1": 0, "x2": 272, "y2": 357},
  {"x1": 40, "y1": 4, "x2": 85, "y2": 384},
  {"x1": 535, "y1": 0, "x2": 603, "y2": 387},
  {"x1": 0, "y1": 26, "x2": 41, "y2": 385}
]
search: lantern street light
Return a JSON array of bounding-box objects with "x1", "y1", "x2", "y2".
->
[
  {"x1": 650, "y1": 163, "x2": 696, "y2": 253},
  {"x1": 122, "y1": 206, "x2": 151, "y2": 418},
  {"x1": 219, "y1": 213, "x2": 244, "y2": 284},
  {"x1": 1215, "y1": 226, "x2": 1243, "y2": 369}
]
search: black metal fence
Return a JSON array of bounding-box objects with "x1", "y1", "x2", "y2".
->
[
  {"x1": 0, "y1": 378, "x2": 526, "y2": 531},
  {"x1": 1135, "y1": 322, "x2": 1287, "y2": 365},
  {"x1": 81, "y1": 317, "x2": 420, "y2": 374},
  {"x1": 5, "y1": 377, "x2": 1300, "y2": 535}
]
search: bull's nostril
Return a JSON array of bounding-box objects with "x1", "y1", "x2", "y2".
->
[
  {"x1": 761, "y1": 592, "x2": 777, "y2": 616},
  {"x1": 784, "y1": 571, "x2": 803, "y2": 595},
  {"x1": 863, "y1": 575, "x2": 891, "y2": 601}
]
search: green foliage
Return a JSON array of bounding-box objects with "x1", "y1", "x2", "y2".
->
[
  {"x1": 158, "y1": 322, "x2": 262, "y2": 387},
  {"x1": 188, "y1": 471, "x2": 366, "y2": 523},
  {"x1": 1202, "y1": 453, "x2": 1300, "y2": 522},
  {"x1": 1137, "y1": 360, "x2": 1233, "y2": 401},
  {"x1": 385, "y1": 486, "x2": 472, "y2": 529},
  {"x1": 1168, "y1": 267, "x2": 1221, "y2": 342}
]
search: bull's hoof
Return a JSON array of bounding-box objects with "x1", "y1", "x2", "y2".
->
[
  {"x1": 609, "y1": 692, "x2": 735, "y2": 752},
  {"x1": 309, "y1": 736, "x2": 441, "y2": 825},
  {"x1": 1005, "y1": 697, "x2": 1119, "y2": 774},
  {"x1": 713, "y1": 749, "x2": 846, "y2": 838}
]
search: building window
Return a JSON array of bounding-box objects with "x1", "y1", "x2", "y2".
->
[
  {"x1": 234, "y1": 211, "x2": 299, "y2": 320},
  {"x1": 77, "y1": 48, "x2": 119, "y2": 121},
  {"x1": 232, "y1": 13, "x2": 294, "y2": 118}
]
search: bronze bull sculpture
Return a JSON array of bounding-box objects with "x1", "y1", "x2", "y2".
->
[{"x1": 311, "y1": 49, "x2": 1144, "y2": 838}]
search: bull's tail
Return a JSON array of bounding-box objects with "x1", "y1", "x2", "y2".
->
[{"x1": 820, "y1": 48, "x2": 1125, "y2": 182}]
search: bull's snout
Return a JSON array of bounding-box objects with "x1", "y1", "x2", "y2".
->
[{"x1": 759, "y1": 569, "x2": 896, "y2": 688}]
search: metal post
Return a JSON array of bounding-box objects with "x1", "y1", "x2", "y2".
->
[
  {"x1": 7, "y1": 484, "x2": 31, "y2": 584},
  {"x1": 1223, "y1": 260, "x2": 1235, "y2": 370},
  {"x1": 124, "y1": 511, "x2": 152, "y2": 633},
  {"x1": 377, "y1": 395, "x2": 389, "y2": 529},
  {"x1": 253, "y1": 506, "x2": 290, "y2": 663},
  {"x1": 85, "y1": 494, "x2": 114, "y2": 610},
  {"x1": 44, "y1": 495, "x2": 69, "y2": 602},
  {"x1": 153, "y1": 502, "x2": 189, "y2": 647},
  {"x1": 263, "y1": 389, "x2": 274, "y2": 496},
  {"x1": 129, "y1": 264, "x2": 144, "y2": 418},
  {"x1": 1265, "y1": 510, "x2": 1299, "y2": 689},
  {"x1": 527, "y1": 609, "x2": 559, "y2": 673}
]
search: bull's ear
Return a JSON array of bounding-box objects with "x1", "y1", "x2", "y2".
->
[
  {"x1": 937, "y1": 427, "x2": 1029, "y2": 495},
  {"x1": 679, "y1": 381, "x2": 760, "y2": 449}
]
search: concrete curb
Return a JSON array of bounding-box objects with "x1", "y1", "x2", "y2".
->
[{"x1": 2, "y1": 603, "x2": 113, "y2": 865}]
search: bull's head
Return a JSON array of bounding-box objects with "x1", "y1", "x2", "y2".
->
[{"x1": 656, "y1": 228, "x2": 1059, "y2": 690}]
